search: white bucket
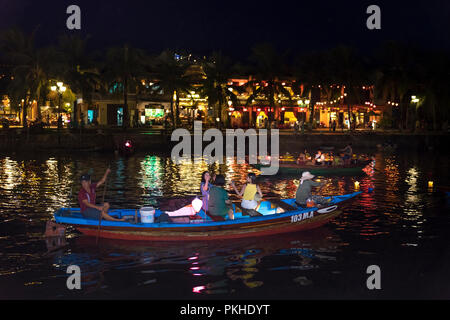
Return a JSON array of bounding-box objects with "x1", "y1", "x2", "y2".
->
[{"x1": 140, "y1": 207, "x2": 155, "y2": 224}]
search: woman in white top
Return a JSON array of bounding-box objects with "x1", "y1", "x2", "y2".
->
[{"x1": 314, "y1": 150, "x2": 325, "y2": 165}]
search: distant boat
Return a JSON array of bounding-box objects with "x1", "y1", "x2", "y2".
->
[
  {"x1": 53, "y1": 192, "x2": 362, "y2": 241},
  {"x1": 252, "y1": 163, "x2": 367, "y2": 176}
]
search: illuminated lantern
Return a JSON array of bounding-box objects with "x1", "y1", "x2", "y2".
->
[
  {"x1": 354, "y1": 181, "x2": 360, "y2": 190},
  {"x1": 192, "y1": 198, "x2": 203, "y2": 213},
  {"x1": 428, "y1": 181, "x2": 434, "y2": 188}
]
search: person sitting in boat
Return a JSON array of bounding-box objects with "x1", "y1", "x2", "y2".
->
[
  {"x1": 314, "y1": 150, "x2": 325, "y2": 165},
  {"x1": 208, "y1": 175, "x2": 234, "y2": 220},
  {"x1": 296, "y1": 152, "x2": 307, "y2": 165},
  {"x1": 341, "y1": 143, "x2": 353, "y2": 166},
  {"x1": 333, "y1": 154, "x2": 343, "y2": 166},
  {"x1": 78, "y1": 171, "x2": 126, "y2": 222},
  {"x1": 231, "y1": 173, "x2": 263, "y2": 211},
  {"x1": 305, "y1": 150, "x2": 311, "y2": 161},
  {"x1": 295, "y1": 171, "x2": 330, "y2": 207},
  {"x1": 324, "y1": 153, "x2": 333, "y2": 166},
  {"x1": 200, "y1": 171, "x2": 211, "y2": 212}
]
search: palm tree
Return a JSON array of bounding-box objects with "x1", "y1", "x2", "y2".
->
[
  {"x1": 200, "y1": 52, "x2": 240, "y2": 129},
  {"x1": 103, "y1": 45, "x2": 148, "y2": 129},
  {"x1": 57, "y1": 35, "x2": 102, "y2": 128},
  {"x1": 245, "y1": 43, "x2": 291, "y2": 128},
  {"x1": 293, "y1": 50, "x2": 335, "y2": 129},
  {"x1": 373, "y1": 42, "x2": 418, "y2": 131},
  {"x1": 0, "y1": 28, "x2": 51, "y2": 127},
  {"x1": 149, "y1": 50, "x2": 193, "y2": 129},
  {"x1": 419, "y1": 51, "x2": 450, "y2": 131},
  {"x1": 327, "y1": 46, "x2": 366, "y2": 131}
]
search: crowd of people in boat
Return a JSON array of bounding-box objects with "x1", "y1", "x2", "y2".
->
[
  {"x1": 197, "y1": 170, "x2": 330, "y2": 221},
  {"x1": 296, "y1": 143, "x2": 370, "y2": 167},
  {"x1": 75, "y1": 167, "x2": 333, "y2": 223},
  {"x1": 75, "y1": 144, "x2": 378, "y2": 223}
]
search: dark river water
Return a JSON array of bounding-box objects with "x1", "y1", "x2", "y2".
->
[{"x1": 0, "y1": 150, "x2": 449, "y2": 300}]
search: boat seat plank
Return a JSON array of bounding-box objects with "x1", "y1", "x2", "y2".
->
[
  {"x1": 205, "y1": 211, "x2": 226, "y2": 222},
  {"x1": 233, "y1": 201, "x2": 263, "y2": 217},
  {"x1": 267, "y1": 198, "x2": 297, "y2": 212}
]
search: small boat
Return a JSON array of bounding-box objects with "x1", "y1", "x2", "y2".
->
[
  {"x1": 53, "y1": 192, "x2": 362, "y2": 241},
  {"x1": 252, "y1": 163, "x2": 367, "y2": 176}
]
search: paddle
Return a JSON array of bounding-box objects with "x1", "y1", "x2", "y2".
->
[{"x1": 96, "y1": 166, "x2": 110, "y2": 244}]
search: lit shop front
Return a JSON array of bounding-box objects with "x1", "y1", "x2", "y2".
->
[
  {"x1": 145, "y1": 106, "x2": 164, "y2": 120},
  {"x1": 314, "y1": 105, "x2": 382, "y2": 129},
  {"x1": 228, "y1": 104, "x2": 382, "y2": 129}
]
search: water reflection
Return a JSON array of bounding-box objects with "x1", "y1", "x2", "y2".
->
[
  {"x1": 40, "y1": 228, "x2": 342, "y2": 298},
  {"x1": 0, "y1": 150, "x2": 449, "y2": 298}
]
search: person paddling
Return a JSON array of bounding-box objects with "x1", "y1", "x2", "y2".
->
[
  {"x1": 295, "y1": 171, "x2": 330, "y2": 207},
  {"x1": 78, "y1": 169, "x2": 125, "y2": 221}
]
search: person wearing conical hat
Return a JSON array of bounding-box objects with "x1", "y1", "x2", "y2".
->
[{"x1": 295, "y1": 171, "x2": 329, "y2": 207}]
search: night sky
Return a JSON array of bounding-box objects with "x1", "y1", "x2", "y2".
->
[{"x1": 1, "y1": 0, "x2": 449, "y2": 59}]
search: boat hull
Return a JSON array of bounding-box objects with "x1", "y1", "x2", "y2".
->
[
  {"x1": 54, "y1": 192, "x2": 361, "y2": 241},
  {"x1": 75, "y1": 210, "x2": 341, "y2": 241},
  {"x1": 252, "y1": 163, "x2": 365, "y2": 175}
]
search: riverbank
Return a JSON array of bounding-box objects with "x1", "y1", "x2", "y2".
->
[{"x1": 0, "y1": 128, "x2": 448, "y2": 153}]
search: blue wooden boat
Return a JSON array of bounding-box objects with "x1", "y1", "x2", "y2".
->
[{"x1": 53, "y1": 192, "x2": 362, "y2": 241}]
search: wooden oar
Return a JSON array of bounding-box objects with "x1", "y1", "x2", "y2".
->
[
  {"x1": 68, "y1": 186, "x2": 73, "y2": 215},
  {"x1": 96, "y1": 168, "x2": 109, "y2": 244}
]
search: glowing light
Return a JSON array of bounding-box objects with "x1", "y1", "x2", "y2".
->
[
  {"x1": 428, "y1": 181, "x2": 434, "y2": 188},
  {"x1": 354, "y1": 181, "x2": 360, "y2": 190},
  {"x1": 192, "y1": 286, "x2": 206, "y2": 293}
]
